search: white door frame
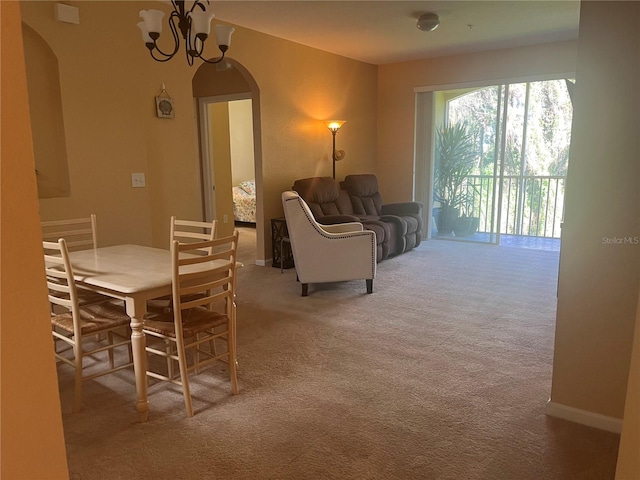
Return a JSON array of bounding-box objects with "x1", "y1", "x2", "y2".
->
[{"x1": 198, "y1": 92, "x2": 253, "y2": 222}]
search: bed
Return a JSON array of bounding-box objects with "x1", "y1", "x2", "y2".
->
[{"x1": 232, "y1": 180, "x2": 256, "y2": 223}]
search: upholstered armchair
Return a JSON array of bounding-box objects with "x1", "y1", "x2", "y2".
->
[
  {"x1": 281, "y1": 191, "x2": 376, "y2": 296},
  {"x1": 342, "y1": 174, "x2": 423, "y2": 254},
  {"x1": 293, "y1": 176, "x2": 390, "y2": 261}
]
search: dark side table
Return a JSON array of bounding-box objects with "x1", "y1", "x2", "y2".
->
[{"x1": 271, "y1": 217, "x2": 294, "y2": 271}]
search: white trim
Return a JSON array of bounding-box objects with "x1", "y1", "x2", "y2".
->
[
  {"x1": 199, "y1": 93, "x2": 252, "y2": 104},
  {"x1": 256, "y1": 259, "x2": 267, "y2": 267},
  {"x1": 413, "y1": 72, "x2": 576, "y2": 93},
  {"x1": 198, "y1": 93, "x2": 255, "y2": 223},
  {"x1": 198, "y1": 98, "x2": 215, "y2": 222},
  {"x1": 413, "y1": 92, "x2": 435, "y2": 239},
  {"x1": 545, "y1": 399, "x2": 622, "y2": 434}
]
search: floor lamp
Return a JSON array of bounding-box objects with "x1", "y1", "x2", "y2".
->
[{"x1": 326, "y1": 121, "x2": 346, "y2": 179}]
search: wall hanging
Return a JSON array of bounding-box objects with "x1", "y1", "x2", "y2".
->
[{"x1": 155, "y1": 83, "x2": 174, "y2": 118}]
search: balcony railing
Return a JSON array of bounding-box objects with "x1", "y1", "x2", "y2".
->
[{"x1": 459, "y1": 175, "x2": 566, "y2": 239}]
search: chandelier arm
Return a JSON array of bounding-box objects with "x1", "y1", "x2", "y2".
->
[
  {"x1": 199, "y1": 50, "x2": 226, "y2": 64},
  {"x1": 172, "y1": 0, "x2": 184, "y2": 17},
  {"x1": 185, "y1": 15, "x2": 196, "y2": 62},
  {"x1": 185, "y1": 37, "x2": 195, "y2": 66},
  {"x1": 149, "y1": 49, "x2": 176, "y2": 63},
  {"x1": 188, "y1": 0, "x2": 209, "y2": 14},
  {"x1": 167, "y1": 11, "x2": 182, "y2": 56},
  {"x1": 149, "y1": 11, "x2": 181, "y2": 59},
  {"x1": 189, "y1": 34, "x2": 205, "y2": 59},
  {"x1": 190, "y1": 32, "x2": 226, "y2": 64}
]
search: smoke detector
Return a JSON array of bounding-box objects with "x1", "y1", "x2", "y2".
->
[{"x1": 417, "y1": 13, "x2": 440, "y2": 32}]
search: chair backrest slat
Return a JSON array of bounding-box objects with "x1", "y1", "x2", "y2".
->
[
  {"x1": 170, "y1": 216, "x2": 218, "y2": 256},
  {"x1": 43, "y1": 239, "x2": 80, "y2": 316},
  {"x1": 41, "y1": 214, "x2": 98, "y2": 251}
]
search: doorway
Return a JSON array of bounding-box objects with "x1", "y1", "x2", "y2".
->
[
  {"x1": 192, "y1": 59, "x2": 264, "y2": 264},
  {"x1": 198, "y1": 95, "x2": 257, "y2": 264}
]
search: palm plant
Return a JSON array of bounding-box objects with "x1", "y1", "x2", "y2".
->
[{"x1": 433, "y1": 123, "x2": 477, "y2": 235}]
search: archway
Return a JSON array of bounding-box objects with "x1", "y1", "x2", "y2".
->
[
  {"x1": 192, "y1": 59, "x2": 265, "y2": 264},
  {"x1": 22, "y1": 23, "x2": 71, "y2": 199}
]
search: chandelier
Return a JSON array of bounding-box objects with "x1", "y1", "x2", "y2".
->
[{"x1": 137, "y1": 0, "x2": 234, "y2": 66}]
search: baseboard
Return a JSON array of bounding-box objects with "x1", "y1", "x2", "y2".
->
[
  {"x1": 545, "y1": 399, "x2": 622, "y2": 434},
  {"x1": 256, "y1": 259, "x2": 267, "y2": 267}
]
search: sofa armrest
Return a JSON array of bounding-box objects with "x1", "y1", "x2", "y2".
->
[
  {"x1": 381, "y1": 202, "x2": 423, "y2": 216},
  {"x1": 322, "y1": 222, "x2": 364, "y2": 233}
]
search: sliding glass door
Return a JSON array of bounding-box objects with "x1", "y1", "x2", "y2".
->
[{"x1": 430, "y1": 79, "x2": 572, "y2": 248}]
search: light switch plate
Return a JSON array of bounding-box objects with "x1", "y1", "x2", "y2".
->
[{"x1": 131, "y1": 173, "x2": 146, "y2": 188}]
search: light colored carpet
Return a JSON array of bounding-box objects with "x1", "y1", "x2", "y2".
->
[
  {"x1": 58, "y1": 240, "x2": 620, "y2": 480},
  {"x1": 236, "y1": 224, "x2": 257, "y2": 266}
]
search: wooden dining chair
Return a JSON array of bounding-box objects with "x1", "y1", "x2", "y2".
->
[
  {"x1": 41, "y1": 214, "x2": 111, "y2": 307},
  {"x1": 147, "y1": 217, "x2": 219, "y2": 314},
  {"x1": 41, "y1": 214, "x2": 98, "y2": 251},
  {"x1": 143, "y1": 231, "x2": 240, "y2": 417},
  {"x1": 44, "y1": 238, "x2": 133, "y2": 412},
  {"x1": 170, "y1": 216, "x2": 218, "y2": 254}
]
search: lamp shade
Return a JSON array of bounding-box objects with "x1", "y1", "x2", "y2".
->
[
  {"x1": 326, "y1": 120, "x2": 346, "y2": 132},
  {"x1": 189, "y1": 10, "x2": 215, "y2": 36},
  {"x1": 139, "y1": 9, "x2": 165, "y2": 35},
  {"x1": 137, "y1": 22, "x2": 153, "y2": 43},
  {"x1": 215, "y1": 25, "x2": 235, "y2": 48}
]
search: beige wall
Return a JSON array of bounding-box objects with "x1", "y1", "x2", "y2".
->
[
  {"x1": 1, "y1": 1, "x2": 69, "y2": 478},
  {"x1": 20, "y1": 0, "x2": 378, "y2": 261},
  {"x1": 551, "y1": 1, "x2": 640, "y2": 421},
  {"x1": 230, "y1": 99, "x2": 255, "y2": 186},
  {"x1": 616, "y1": 289, "x2": 640, "y2": 479},
  {"x1": 22, "y1": 23, "x2": 71, "y2": 198},
  {"x1": 376, "y1": 40, "x2": 578, "y2": 203}
]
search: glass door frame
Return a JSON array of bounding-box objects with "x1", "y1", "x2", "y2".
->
[{"x1": 413, "y1": 72, "x2": 575, "y2": 245}]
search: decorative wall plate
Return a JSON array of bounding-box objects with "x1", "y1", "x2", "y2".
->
[{"x1": 155, "y1": 96, "x2": 174, "y2": 119}]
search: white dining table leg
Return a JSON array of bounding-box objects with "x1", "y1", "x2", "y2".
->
[{"x1": 125, "y1": 296, "x2": 149, "y2": 422}]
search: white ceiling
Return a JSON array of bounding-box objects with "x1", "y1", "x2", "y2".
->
[{"x1": 209, "y1": 1, "x2": 581, "y2": 65}]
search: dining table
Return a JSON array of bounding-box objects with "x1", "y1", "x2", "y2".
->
[{"x1": 67, "y1": 244, "x2": 211, "y2": 422}]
